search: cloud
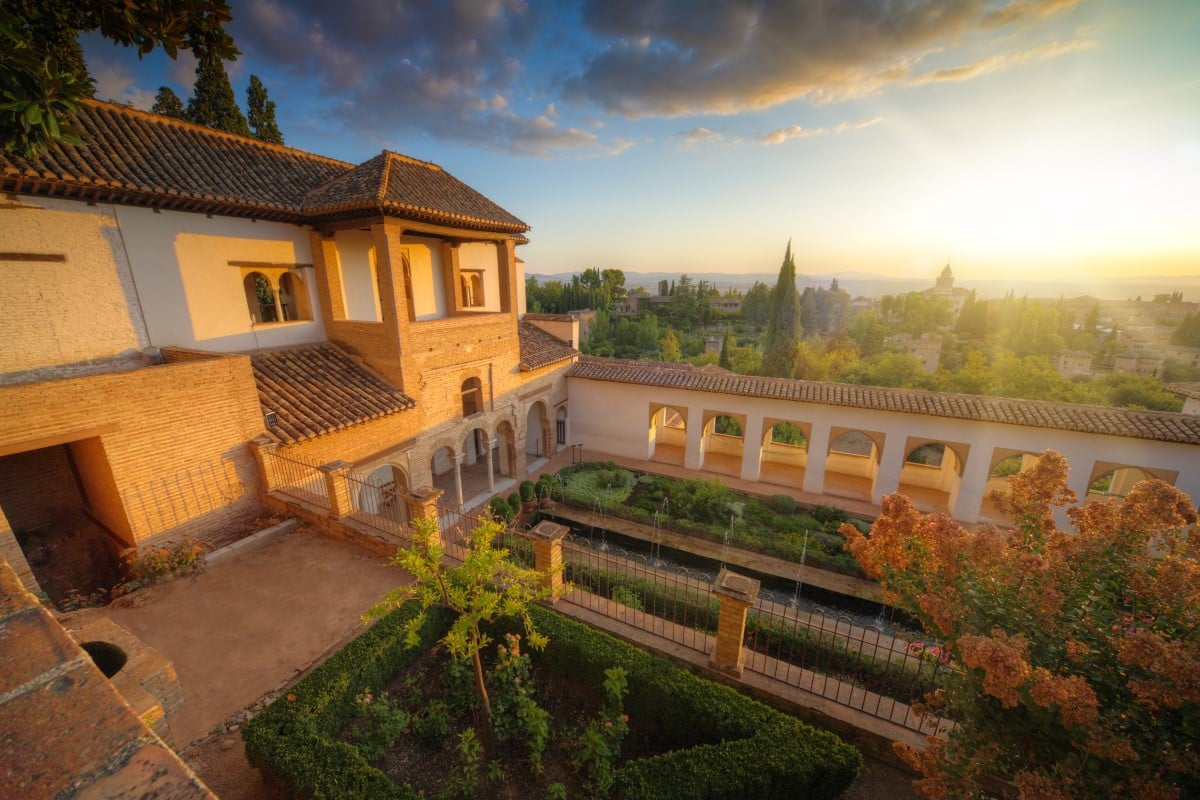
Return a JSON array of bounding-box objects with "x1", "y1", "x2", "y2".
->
[
  {"x1": 91, "y1": 60, "x2": 155, "y2": 110},
  {"x1": 228, "y1": 0, "x2": 599, "y2": 156},
  {"x1": 904, "y1": 39, "x2": 1097, "y2": 86},
  {"x1": 673, "y1": 127, "x2": 734, "y2": 149},
  {"x1": 759, "y1": 117, "x2": 883, "y2": 145},
  {"x1": 564, "y1": 0, "x2": 1087, "y2": 117}
]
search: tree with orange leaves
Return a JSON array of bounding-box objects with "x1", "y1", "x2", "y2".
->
[{"x1": 842, "y1": 450, "x2": 1200, "y2": 799}]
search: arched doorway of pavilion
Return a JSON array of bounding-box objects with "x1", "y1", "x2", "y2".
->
[
  {"x1": 896, "y1": 440, "x2": 968, "y2": 515},
  {"x1": 823, "y1": 428, "x2": 884, "y2": 502},
  {"x1": 355, "y1": 463, "x2": 409, "y2": 524},
  {"x1": 648, "y1": 404, "x2": 687, "y2": 465},
  {"x1": 758, "y1": 420, "x2": 809, "y2": 489},
  {"x1": 699, "y1": 412, "x2": 745, "y2": 478}
]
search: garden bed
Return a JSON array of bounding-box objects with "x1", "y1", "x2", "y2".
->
[
  {"x1": 244, "y1": 601, "x2": 862, "y2": 800},
  {"x1": 552, "y1": 462, "x2": 870, "y2": 578}
]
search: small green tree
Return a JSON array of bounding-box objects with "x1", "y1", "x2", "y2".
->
[
  {"x1": 659, "y1": 329, "x2": 682, "y2": 362},
  {"x1": 718, "y1": 326, "x2": 734, "y2": 369},
  {"x1": 246, "y1": 74, "x2": 283, "y2": 144},
  {"x1": 186, "y1": 50, "x2": 249, "y2": 136},
  {"x1": 150, "y1": 86, "x2": 186, "y2": 119},
  {"x1": 367, "y1": 515, "x2": 550, "y2": 727}
]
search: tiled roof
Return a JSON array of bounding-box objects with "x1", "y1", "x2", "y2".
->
[
  {"x1": 524, "y1": 313, "x2": 575, "y2": 322},
  {"x1": 569, "y1": 356, "x2": 1200, "y2": 446},
  {"x1": 518, "y1": 321, "x2": 578, "y2": 371},
  {"x1": 1, "y1": 100, "x2": 528, "y2": 233},
  {"x1": 251, "y1": 343, "x2": 415, "y2": 444},
  {"x1": 1168, "y1": 382, "x2": 1200, "y2": 401},
  {"x1": 304, "y1": 151, "x2": 527, "y2": 233}
]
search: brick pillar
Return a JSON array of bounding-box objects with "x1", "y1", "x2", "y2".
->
[
  {"x1": 521, "y1": 520, "x2": 568, "y2": 602},
  {"x1": 404, "y1": 486, "x2": 445, "y2": 548},
  {"x1": 710, "y1": 569, "x2": 760, "y2": 677},
  {"x1": 319, "y1": 461, "x2": 353, "y2": 519},
  {"x1": 249, "y1": 435, "x2": 280, "y2": 495}
]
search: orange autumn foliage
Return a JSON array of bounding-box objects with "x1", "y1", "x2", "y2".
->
[{"x1": 842, "y1": 450, "x2": 1200, "y2": 799}]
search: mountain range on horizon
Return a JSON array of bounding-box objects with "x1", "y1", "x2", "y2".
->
[{"x1": 528, "y1": 270, "x2": 1200, "y2": 303}]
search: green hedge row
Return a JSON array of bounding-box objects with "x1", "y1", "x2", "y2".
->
[
  {"x1": 242, "y1": 604, "x2": 455, "y2": 799},
  {"x1": 566, "y1": 561, "x2": 941, "y2": 702},
  {"x1": 244, "y1": 600, "x2": 861, "y2": 799},
  {"x1": 519, "y1": 606, "x2": 862, "y2": 800}
]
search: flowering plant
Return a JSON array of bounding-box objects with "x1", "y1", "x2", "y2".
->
[{"x1": 843, "y1": 450, "x2": 1200, "y2": 799}]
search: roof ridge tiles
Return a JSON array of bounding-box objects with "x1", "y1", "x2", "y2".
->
[{"x1": 568, "y1": 356, "x2": 1200, "y2": 446}]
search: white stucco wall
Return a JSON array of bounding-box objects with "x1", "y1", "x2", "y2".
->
[
  {"x1": 334, "y1": 229, "x2": 382, "y2": 322},
  {"x1": 116, "y1": 206, "x2": 324, "y2": 351},
  {"x1": 458, "y1": 242, "x2": 501, "y2": 312},
  {"x1": 405, "y1": 237, "x2": 447, "y2": 321},
  {"x1": 568, "y1": 376, "x2": 1200, "y2": 524},
  {"x1": 1, "y1": 196, "x2": 149, "y2": 373}
]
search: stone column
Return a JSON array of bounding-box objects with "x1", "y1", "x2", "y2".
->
[
  {"x1": 872, "y1": 435, "x2": 906, "y2": 505},
  {"x1": 802, "y1": 423, "x2": 830, "y2": 495},
  {"x1": 710, "y1": 569, "x2": 760, "y2": 677},
  {"x1": 485, "y1": 443, "x2": 496, "y2": 493},
  {"x1": 521, "y1": 520, "x2": 569, "y2": 602},
  {"x1": 739, "y1": 413, "x2": 764, "y2": 482},
  {"x1": 684, "y1": 408, "x2": 704, "y2": 470},
  {"x1": 249, "y1": 435, "x2": 280, "y2": 495},
  {"x1": 319, "y1": 461, "x2": 353, "y2": 519},
  {"x1": 953, "y1": 442, "x2": 994, "y2": 523},
  {"x1": 452, "y1": 453, "x2": 465, "y2": 507}
]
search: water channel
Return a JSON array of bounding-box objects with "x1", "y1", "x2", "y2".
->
[{"x1": 530, "y1": 509, "x2": 919, "y2": 637}]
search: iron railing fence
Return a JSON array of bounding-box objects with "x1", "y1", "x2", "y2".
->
[
  {"x1": 560, "y1": 533, "x2": 717, "y2": 657},
  {"x1": 745, "y1": 593, "x2": 953, "y2": 735},
  {"x1": 267, "y1": 449, "x2": 328, "y2": 509},
  {"x1": 343, "y1": 468, "x2": 411, "y2": 545}
]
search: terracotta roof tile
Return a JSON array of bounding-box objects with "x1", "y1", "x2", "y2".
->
[
  {"x1": 251, "y1": 343, "x2": 414, "y2": 444},
  {"x1": 524, "y1": 313, "x2": 575, "y2": 322},
  {"x1": 519, "y1": 321, "x2": 578, "y2": 371},
  {"x1": 569, "y1": 356, "x2": 1200, "y2": 446},
  {"x1": 1, "y1": 101, "x2": 528, "y2": 234},
  {"x1": 1168, "y1": 382, "x2": 1200, "y2": 401},
  {"x1": 304, "y1": 151, "x2": 528, "y2": 232}
]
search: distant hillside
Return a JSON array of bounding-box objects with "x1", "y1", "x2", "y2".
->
[{"x1": 528, "y1": 270, "x2": 1200, "y2": 302}]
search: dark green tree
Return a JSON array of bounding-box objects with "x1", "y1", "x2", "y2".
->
[
  {"x1": 1, "y1": 0, "x2": 236, "y2": 156},
  {"x1": 150, "y1": 86, "x2": 186, "y2": 119},
  {"x1": 741, "y1": 281, "x2": 771, "y2": 327},
  {"x1": 762, "y1": 242, "x2": 802, "y2": 378},
  {"x1": 186, "y1": 51, "x2": 249, "y2": 136},
  {"x1": 718, "y1": 326, "x2": 734, "y2": 369},
  {"x1": 246, "y1": 74, "x2": 283, "y2": 144}
]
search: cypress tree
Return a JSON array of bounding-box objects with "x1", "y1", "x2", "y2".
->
[
  {"x1": 186, "y1": 52, "x2": 250, "y2": 136},
  {"x1": 762, "y1": 241, "x2": 802, "y2": 378},
  {"x1": 150, "y1": 87, "x2": 186, "y2": 119},
  {"x1": 718, "y1": 326, "x2": 734, "y2": 369},
  {"x1": 246, "y1": 75, "x2": 284, "y2": 144}
]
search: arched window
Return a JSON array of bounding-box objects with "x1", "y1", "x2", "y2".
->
[
  {"x1": 278, "y1": 272, "x2": 312, "y2": 321},
  {"x1": 243, "y1": 272, "x2": 277, "y2": 323},
  {"x1": 461, "y1": 377, "x2": 483, "y2": 417},
  {"x1": 461, "y1": 270, "x2": 485, "y2": 308}
]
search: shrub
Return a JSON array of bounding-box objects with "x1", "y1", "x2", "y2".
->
[
  {"x1": 247, "y1": 602, "x2": 862, "y2": 800},
  {"x1": 811, "y1": 504, "x2": 848, "y2": 525},
  {"x1": 489, "y1": 497, "x2": 515, "y2": 524},
  {"x1": 519, "y1": 480, "x2": 536, "y2": 503},
  {"x1": 508, "y1": 493, "x2": 523, "y2": 513},
  {"x1": 767, "y1": 494, "x2": 797, "y2": 515}
]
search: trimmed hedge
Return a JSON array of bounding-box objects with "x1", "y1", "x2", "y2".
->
[
  {"x1": 243, "y1": 604, "x2": 455, "y2": 799},
  {"x1": 521, "y1": 606, "x2": 862, "y2": 800},
  {"x1": 245, "y1": 601, "x2": 862, "y2": 800}
]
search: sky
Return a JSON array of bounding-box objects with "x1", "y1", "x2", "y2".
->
[{"x1": 84, "y1": 0, "x2": 1200, "y2": 288}]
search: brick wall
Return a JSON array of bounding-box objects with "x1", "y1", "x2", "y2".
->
[
  {"x1": 0, "y1": 354, "x2": 265, "y2": 551},
  {"x1": 0, "y1": 445, "x2": 83, "y2": 532}
]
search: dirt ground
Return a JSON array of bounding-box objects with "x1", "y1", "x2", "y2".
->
[{"x1": 62, "y1": 517, "x2": 917, "y2": 799}]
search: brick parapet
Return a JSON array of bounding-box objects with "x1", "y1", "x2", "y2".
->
[{"x1": 0, "y1": 556, "x2": 215, "y2": 799}]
